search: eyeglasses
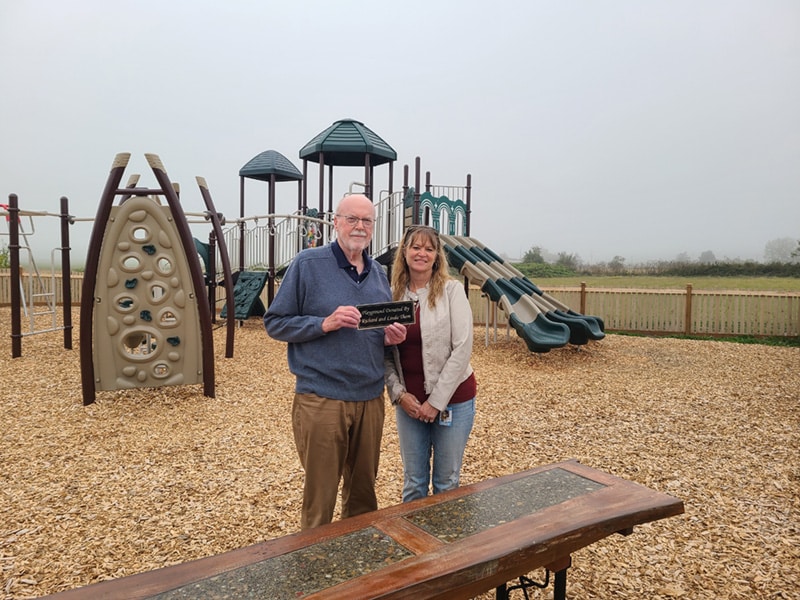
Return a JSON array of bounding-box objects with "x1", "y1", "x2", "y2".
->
[{"x1": 336, "y1": 214, "x2": 375, "y2": 228}]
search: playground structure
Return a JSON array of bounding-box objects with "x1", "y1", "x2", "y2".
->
[
  {"x1": 213, "y1": 118, "x2": 603, "y2": 352},
  {"x1": 3, "y1": 118, "x2": 605, "y2": 404},
  {"x1": 442, "y1": 235, "x2": 605, "y2": 352},
  {"x1": 79, "y1": 153, "x2": 224, "y2": 405},
  {"x1": 2, "y1": 194, "x2": 78, "y2": 358}
]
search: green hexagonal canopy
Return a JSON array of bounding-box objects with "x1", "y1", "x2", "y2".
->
[
  {"x1": 239, "y1": 150, "x2": 303, "y2": 182},
  {"x1": 299, "y1": 118, "x2": 396, "y2": 166}
]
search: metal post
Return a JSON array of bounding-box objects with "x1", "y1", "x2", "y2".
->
[
  {"x1": 9, "y1": 194, "x2": 22, "y2": 358},
  {"x1": 60, "y1": 196, "x2": 72, "y2": 350}
]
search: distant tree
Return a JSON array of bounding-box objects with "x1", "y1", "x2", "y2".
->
[
  {"x1": 698, "y1": 250, "x2": 716, "y2": 264},
  {"x1": 675, "y1": 252, "x2": 691, "y2": 263},
  {"x1": 555, "y1": 252, "x2": 580, "y2": 270},
  {"x1": 608, "y1": 255, "x2": 626, "y2": 273},
  {"x1": 794, "y1": 240, "x2": 800, "y2": 259},
  {"x1": 764, "y1": 237, "x2": 799, "y2": 263},
  {"x1": 0, "y1": 243, "x2": 8, "y2": 269},
  {"x1": 522, "y1": 246, "x2": 545, "y2": 263}
]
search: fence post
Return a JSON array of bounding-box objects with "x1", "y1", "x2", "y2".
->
[
  {"x1": 684, "y1": 284, "x2": 693, "y2": 335},
  {"x1": 580, "y1": 282, "x2": 587, "y2": 315}
]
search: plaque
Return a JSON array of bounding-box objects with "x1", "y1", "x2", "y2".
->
[{"x1": 356, "y1": 301, "x2": 416, "y2": 329}]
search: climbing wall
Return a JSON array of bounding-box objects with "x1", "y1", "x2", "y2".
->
[
  {"x1": 92, "y1": 195, "x2": 203, "y2": 390},
  {"x1": 220, "y1": 271, "x2": 268, "y2": 320}
]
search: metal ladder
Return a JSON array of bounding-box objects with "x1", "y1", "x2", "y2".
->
[{"x1": 2, "y1": 208, "x2": 59, "y2": 333}]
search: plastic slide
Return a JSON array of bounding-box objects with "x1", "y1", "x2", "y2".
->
[
  {"x1": 451, "y1": 236, "x2": 605, "y2": 337},
  {"x1": 441, "y1": 235, "x2": 605, "y2": 352}
]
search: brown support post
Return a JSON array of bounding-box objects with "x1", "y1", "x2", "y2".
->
[
  {"x1": 402, "y1": 164, "x2": 411, "y2": 230},
  {"x1": 80, "y1": 153, "x2": 131, "y2": 405},
  {"x1": 147, "y1": 154, "x2": 215, "y2": 399},
  {"x1": 197, "y1": 176, "x2": 235, "y2": 359},
  {"x1": 364, "y1": 155, "x2": 374, "y2": 254},
  {"x1": 297, "y1": 179, "x2": 303, "y2": 213},
  {"x1": 327, "y1": 163, "x2": 334, "y2": 215},
  {"x1": 268, "y1": 174, "x2": 276, "y2": 304},
  {"x1": 386, "y1": 161, "x2": 394, "y2": 250},
  {"x1": 684, "y1": 284, "x2": 693, "y2": 335},
  {"x1": 8, "y1": 194, "x2": 21, "y2": 358},
  {"x1": 297, "y1": 179, "x2": 304, "y2": 255},
  {"x1": 463, "y1": 170, "x2": 472, "y2": 289},
  {"x1": 318, "y1": 153, "x2": 325, "y2": 216},
  {"x1": 207, "y1": 231, "x2": 218, "y2": 323},
  {"x1": 302, "y1": 159, "x2": 308, "y2": 213},
  {"x1": 465, "y1": 173, "x2": 472, "y2": 237},
  {"x1": 60, "y1": 196, "x2": 72, "y2": 350},
  {"x1": 413, "y1": 157, "x2": 421, "y2": 225},
  {"x1": 364, "y1": 154, "x2": 372, "y2": 200},
  {"x1": 238, "y1": 176, "x2": 245, "y2": 273}
]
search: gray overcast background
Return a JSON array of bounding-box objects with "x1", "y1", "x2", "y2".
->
[{"x1": 1, "y1": 0, "x2": 798, "y2": 265}]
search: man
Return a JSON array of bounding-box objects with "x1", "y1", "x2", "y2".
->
[{"x1": 264, "y1": 193, "x2": 407, "y2": 529}]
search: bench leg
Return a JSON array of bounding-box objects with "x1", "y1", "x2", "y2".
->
[
  {"x1": 553, "y1": 566, "x2": 567, "y2": 600},
  {"x1": 550, "y1": 556, "x2": 571, "y2": 600},
  {"x1": 495, "y1": 556, "x2": 571, "y2": 600}
]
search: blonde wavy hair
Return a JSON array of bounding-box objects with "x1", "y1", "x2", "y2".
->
[{"x1": 390, "y1": 226, "x2": 450, "y2": 308}]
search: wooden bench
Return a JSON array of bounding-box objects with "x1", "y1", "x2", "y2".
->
[{"x1": 44, "y1": 460, "x2": 684, "y2": 599}]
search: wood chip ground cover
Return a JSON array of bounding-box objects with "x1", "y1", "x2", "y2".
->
[{"x1": 1, "y1": 308, "x2": 798, "y2": 599}]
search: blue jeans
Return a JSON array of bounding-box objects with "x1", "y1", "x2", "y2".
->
[{"x1": 395, "y1": 398, "x2": 476, "y2": 503}]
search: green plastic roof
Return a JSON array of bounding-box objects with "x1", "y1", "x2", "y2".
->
[
  {"x1": 239, "y1": 150, "x2": 303, "y2": 182},
  {"x1": 299, "y1": 118, "x2": 397, "y2": 166}
]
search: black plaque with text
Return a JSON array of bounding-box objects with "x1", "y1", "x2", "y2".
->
[{"x1": 356, "y1": 301, "x2": 416, "y2": 329}]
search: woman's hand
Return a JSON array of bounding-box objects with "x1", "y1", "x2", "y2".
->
[{"x1": 416, "y1": 400, "x2": 440, "y2": 424}]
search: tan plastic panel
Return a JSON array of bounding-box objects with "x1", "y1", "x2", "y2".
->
[{"x1": 92, "y1": 195, "x2": 203, "y2": 390}]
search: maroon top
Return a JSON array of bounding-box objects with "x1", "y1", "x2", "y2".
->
[{"x1": 398, "y1": 305, "x2": 476, "y2": 406}]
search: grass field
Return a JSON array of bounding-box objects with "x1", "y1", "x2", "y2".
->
[{"x1": 534, "y1": 275, "x2": 800, "y2": 292}]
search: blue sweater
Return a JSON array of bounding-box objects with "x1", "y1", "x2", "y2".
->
[{"x1": 263, "y1": 243, "x2": 392, "y2": 401}]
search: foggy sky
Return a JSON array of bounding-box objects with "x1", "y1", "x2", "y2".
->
[{"x1": 1, "y1": 0, "x2": 798, "y2": 265}]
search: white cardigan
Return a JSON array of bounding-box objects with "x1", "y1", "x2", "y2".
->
[{"x1": 385, "y1": 279, "x2": 474, "y2": 411}]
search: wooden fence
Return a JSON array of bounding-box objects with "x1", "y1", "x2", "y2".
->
[
  {"x1": 2, "y1": 270, "x2": 799, "y2": 338},
  {"x1": 468, "y1": 283, "x2": 800, "y2": 338}
]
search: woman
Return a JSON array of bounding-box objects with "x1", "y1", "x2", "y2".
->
[{"x1": 385, "y1": 225, "x2": 477, "y2": 502}]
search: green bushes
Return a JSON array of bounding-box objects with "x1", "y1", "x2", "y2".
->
[
  {"x1": 651, "y1": 261, "x2": 800, "y2": 278},
  {"x1": 512, "y1": 262, "x2": 578, "y2": 278},
  {"x1": 512, "y1": 258, "x2": 800, "y2": 279}
]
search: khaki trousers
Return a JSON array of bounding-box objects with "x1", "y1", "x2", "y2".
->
[{"x1": 292, "y1": 392, "x2": 385, "y2": 530}]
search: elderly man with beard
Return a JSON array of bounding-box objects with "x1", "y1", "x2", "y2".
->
[{"x1": 264, "y1": 193, "x2": 407, "y2": 529}]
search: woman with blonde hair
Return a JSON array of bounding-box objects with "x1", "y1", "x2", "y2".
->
[{"x1": 385, "y1": 225, "x2": 477, "y2": 502}]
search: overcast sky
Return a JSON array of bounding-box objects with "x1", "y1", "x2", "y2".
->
[{"x1": 1, "y1": 0, "x2": 798, "y2": 265}]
